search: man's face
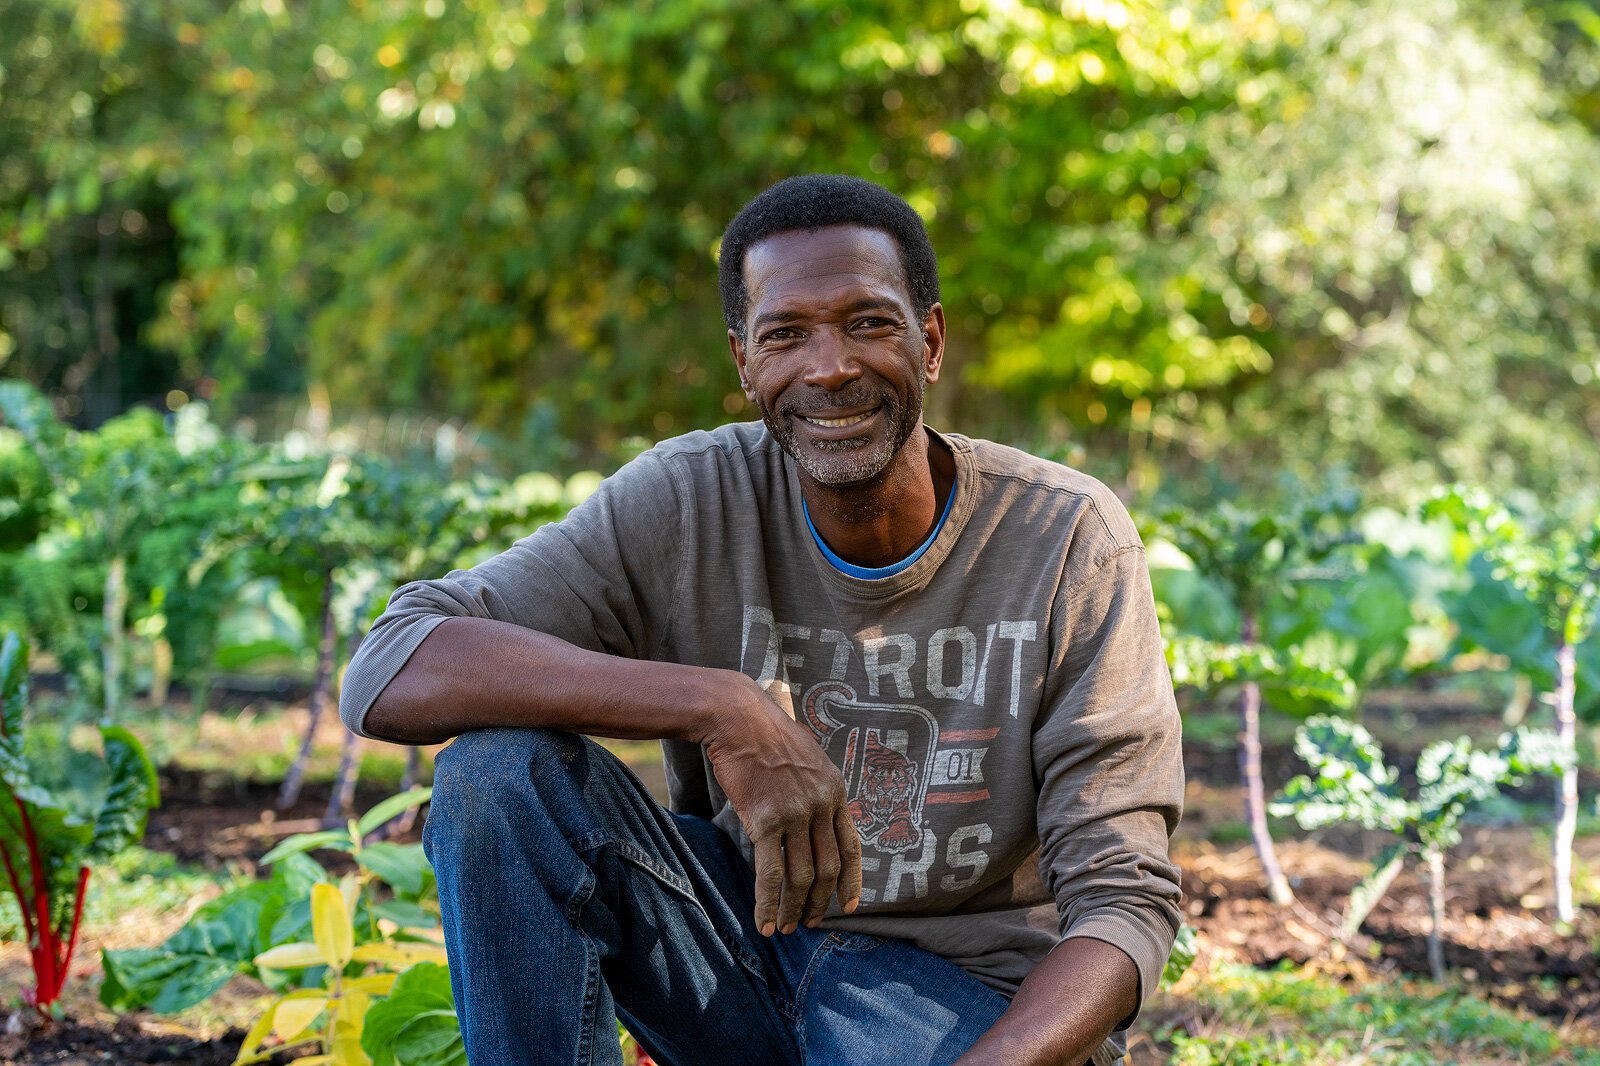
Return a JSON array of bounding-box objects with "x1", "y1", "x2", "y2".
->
[{"x1": 729, "y1": 225, "x2": 944, "y2": 488}]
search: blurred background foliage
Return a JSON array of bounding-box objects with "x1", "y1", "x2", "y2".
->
[{"x1": 1, "y1": 0, "x2": 1598, "y2": 497}]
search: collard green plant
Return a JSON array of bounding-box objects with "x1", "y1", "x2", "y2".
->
[
  {"x1": 0, "y1": 383, "x2": 253, "y2": 719},
  {"x1": 0, "y1": 632, "x2": 159, "y2": 1013},
  {"x1": 1272, "y1": 716, "x2": 1567, "y2": 980},
  {"x1": 1426, "y1": 487, "x2": 1600, "y2": 923},
  {"x1": 1160, "y1": 494, "x2": 1361, "y2": 905}
]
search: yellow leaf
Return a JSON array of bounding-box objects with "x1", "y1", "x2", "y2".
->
[
  {"x1": 255, "y1": 942, "x2": 326, "y2": 970},
  {"x1": 288, "y1": 1057, "x2": 333, "y2": 1065},
  {"x1": 345, "y1": 973, "x2": 397, "y2": 995},
  {"x1": 273, "y1": 996, "x2": 328, "y2": 1044},
  {"x1": 312, "y1": 882, "x2": 355, "y2": 970},
  {"x1": 230, "y1": 1001, "x2": 279, "y2": 1066},
  {"x1": 351, "y1": 942, "x2": 449, "y2": 968},
  {"x1": 331, "y1": 1030, "x2": 371, "y2": 1066},
  {"x1": 339, "y1": 988, "x2": 370, "y2": 1026},
  {"x1": 339, "y1": 872, "x2": 361, "y2": 914}
]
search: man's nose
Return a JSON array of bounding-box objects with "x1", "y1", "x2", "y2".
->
[{"x1": 800, "y1": 330, "x2": 862, "y2": 391}]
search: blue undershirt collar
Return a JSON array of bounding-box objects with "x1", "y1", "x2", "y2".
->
[{"x1": 802, "y1": 474, "x2": 956, "y2": 579}]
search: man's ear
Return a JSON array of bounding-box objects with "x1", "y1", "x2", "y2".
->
[
  {"x1": 921, "y1": 303, "x2": 947, "y2": 384},
  {"x1": 729, "y1": 329, "x2": 755, "y2": 400}
]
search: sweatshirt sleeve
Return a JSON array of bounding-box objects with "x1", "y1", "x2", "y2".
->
[
  {"x1": 1032, "y1": 541, "x2": 1184, "y2": 1027},
  {"x1": 339, "y1": 451, "x2": 689, "y2": 740}
]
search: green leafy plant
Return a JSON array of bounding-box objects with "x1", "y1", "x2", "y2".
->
[
  {"x1": 0, "y1": 632, "x2": 159, "y2": 1013},
  {"x1": 102, "y1": 788, "x2": 437, "y2": 1014},
  {"x1": 1272, "y1": 716, "x2": 1567, "y2": 980},
  {"x1": 1160, "y1": 495, "x2": 1360, "y2": 905},
  {"x1": 1426, "y1": 487, "x2": 1600, "y2": 923}
]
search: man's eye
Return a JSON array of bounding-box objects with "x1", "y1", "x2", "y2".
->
[
  {"x1": 856, "y1": 317, "x2": 893, "y2": 330},
  {"x1": 763, "y1": 328, "x2": 798, "y2": 341}
]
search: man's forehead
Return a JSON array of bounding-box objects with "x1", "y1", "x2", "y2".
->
[{"x1": 742, "y1": 225, "x2": 909, "y2": 305}]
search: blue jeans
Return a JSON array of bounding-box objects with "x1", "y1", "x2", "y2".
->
[{"x1": 423, "y1": 728, "x2": 1012, "y2": 1066}]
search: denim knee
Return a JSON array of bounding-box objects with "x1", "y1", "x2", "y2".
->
[{"x1": 427, "y1": 727, "x2": 586, "y2": 841}]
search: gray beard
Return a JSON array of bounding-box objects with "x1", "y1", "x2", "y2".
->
[{"x1": 765, "y1": 375, "x2": 924, "y2": 487}]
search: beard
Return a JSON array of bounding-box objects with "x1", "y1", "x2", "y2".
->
[{"x1": 762, "y1": 372, "x2": 925, "y2": 487}]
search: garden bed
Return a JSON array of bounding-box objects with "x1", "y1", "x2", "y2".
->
[{"x1": 3, "y1": 695, "x2": 1597, "y2": 1064}]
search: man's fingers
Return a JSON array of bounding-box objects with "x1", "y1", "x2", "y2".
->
[
  {"x1": 803, "y1": 820, "x2": 842, "y2": 928},
  {"x1": 752, "y1": 835, "x2": 784, "y2": 937},
  {"x1": 834, "y1": 806, "x2": 863, "y2": 913},
  {"x1": 778, "y1": 831, "x2": 815, "y2": 934}
]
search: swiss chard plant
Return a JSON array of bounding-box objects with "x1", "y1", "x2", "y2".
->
[
  {"x1": 0, "y1": 632, "x2": 159, "y2": 1013},
  {"x1": 1271, "y1": 716, "x2": 1566, "y2": 981}
]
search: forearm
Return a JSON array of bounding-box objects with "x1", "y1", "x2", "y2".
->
[
  {"x1": 361, "y1": 615, "x2": 743, "y2": 746},
  {"x1": 955, "y1": 936, "x2": 1138, "y2": 1066}
]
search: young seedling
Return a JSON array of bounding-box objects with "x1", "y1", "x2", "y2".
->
[{"x1": 1272, "y1": 716, "x2": 1566, "y2": 980}]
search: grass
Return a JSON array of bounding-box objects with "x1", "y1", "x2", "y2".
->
[
  {"x1": 0, "y1": 846, "x2": 232, "y2": 945},
  {"x1": 1158, "y1": 961, "x2": 1600, "y2": 1065},
  {"x1": 67, "y1": 701, "x2": 433, "y2": 791}
]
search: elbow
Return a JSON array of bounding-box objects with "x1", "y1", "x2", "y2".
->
[{"x1": 356, "y1": 684, "x2": 455, "y2": 747}]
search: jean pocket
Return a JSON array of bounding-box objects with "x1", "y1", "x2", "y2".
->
[{"x1": 827, "y1": 932, "x2": 885, "y2": 954}]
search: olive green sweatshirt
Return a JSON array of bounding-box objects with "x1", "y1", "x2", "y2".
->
[{"x1": 341, "y1": 422, "x2": 1184, "y2": 1066}]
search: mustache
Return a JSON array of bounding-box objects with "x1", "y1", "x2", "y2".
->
[{"x1": 778, "y1": 383, "x2": 892, "y2": 418}]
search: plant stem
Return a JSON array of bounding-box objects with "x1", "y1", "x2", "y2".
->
[
  {"x1": 324, "y1": 628, "x2": 367, "y2": 828},
  {"x1": 1239, "y1": 613, "x2": 1293, "y2": 906},
  {"x1": 1425, "y1": 844, "x2": 1446, "y2": 982},
  {"x1": 279, "y1": 569, "x2": 337, "y2": 811},
  {"x1": 103, "y1": 553, "x2": 126, "y2": 721},
  {"x1": 1552, "y1": 637, "x2": 1578, "y2": 924},
  {"x1": 58, "y1": 866, "x2": 90, "y2": 1002},
  {"x1": 15, "y1": 792, "x2": 59, "y2": 1007},
  {"x1": 324, "y1": 730, "x2": 363, "y2": 828}
]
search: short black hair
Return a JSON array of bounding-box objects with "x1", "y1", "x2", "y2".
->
[{"x1": 718, "y1": 174, "x2": 940, "y2": 338}]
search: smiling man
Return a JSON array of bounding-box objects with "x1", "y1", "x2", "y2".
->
[{"x1": 340, "y1": 175, "x2": 1183, "y2": 1066}]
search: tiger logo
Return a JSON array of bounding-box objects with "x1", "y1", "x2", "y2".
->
[
  {"x1": 804, "y1": 681, "x2": 938, "y2": 855},
  {"x1": 848, "y1": 732, "x2": 922, "y2": 853}
]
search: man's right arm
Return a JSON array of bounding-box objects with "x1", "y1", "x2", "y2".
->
[{"x1": 365, "y1": 616, "x2": 862, "y2": 935}]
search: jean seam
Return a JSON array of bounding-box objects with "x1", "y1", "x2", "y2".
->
[
  {"x1": 792, "y1": 933, "x2": 848, "y2": 1056},
  {"x1": 570, "y1": 869, "x2": 599, "y2": 1066},
  {"x1": 574, "y1": 834, "x2": 778, "y2": 1016}
]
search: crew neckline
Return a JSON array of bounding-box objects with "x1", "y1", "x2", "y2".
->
[{"x1": 802, "y1": 469, "x2": 957, "y2": 579}]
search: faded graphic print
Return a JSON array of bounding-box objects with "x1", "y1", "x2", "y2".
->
[{"x1": 804, "y1": 681, "x2": 939, "y2": 854}]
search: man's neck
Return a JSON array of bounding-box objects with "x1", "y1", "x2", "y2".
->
[{"x1": 798, "y1": 427, "x2": 955, "y2": 569}]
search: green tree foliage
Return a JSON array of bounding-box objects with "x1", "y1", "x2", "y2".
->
[
  {"x1": 5, "y1": 0, "x2": 1593, "y2": 492},
  {"x1": 1187, "y1": 0, "x2": 1600, "y2": 498}
]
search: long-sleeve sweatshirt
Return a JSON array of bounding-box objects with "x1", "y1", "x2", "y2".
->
[{"x1": 341, "y1": 422, "x2": 1184, "y2": 1066}]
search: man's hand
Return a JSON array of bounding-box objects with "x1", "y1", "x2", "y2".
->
[{"x1": 701, "y1": 674, "x2": 862, "y2": 936}]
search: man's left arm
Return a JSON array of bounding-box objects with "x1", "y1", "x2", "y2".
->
[{"x1": 960, "y1": 543, "x2": 1184, "y2": 1066}]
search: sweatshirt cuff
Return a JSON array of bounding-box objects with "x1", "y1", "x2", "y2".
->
[
  {"x1": 1061, "y1": 909, "x2": 1172, "y2": 1028},
  {"x1": 337, "y1": 613, "x2": 452, "y2": 739}
]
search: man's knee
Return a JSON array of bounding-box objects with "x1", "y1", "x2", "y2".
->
[{"x1": 427, "y1": 727, "x2": 587, "y2": 842}]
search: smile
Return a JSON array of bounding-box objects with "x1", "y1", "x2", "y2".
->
[{"x1": 802, "y1": 411, "x2": 874, "y2": 429}]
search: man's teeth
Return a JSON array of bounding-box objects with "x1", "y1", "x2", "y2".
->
[{"x1": 803, "y1": 411, "x2": 873, "y2": 428}]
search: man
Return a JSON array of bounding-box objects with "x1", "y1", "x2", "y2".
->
[{"x1": 340, "y1": 174, "x2": 1183, "y2": 1066}]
